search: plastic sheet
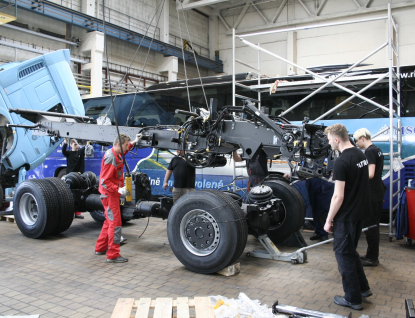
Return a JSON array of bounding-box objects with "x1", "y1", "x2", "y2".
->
[{"x1": 210, "y1": 293, "x2": 282, "y2": 318}]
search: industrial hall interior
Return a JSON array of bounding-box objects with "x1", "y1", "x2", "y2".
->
[{"x1": 1, "y1": 0, "x2": 415, "y2": 317}]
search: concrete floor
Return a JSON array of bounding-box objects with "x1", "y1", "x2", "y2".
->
[{"x1": 0, "y1": 213, "x2": 414, "y2": 318}]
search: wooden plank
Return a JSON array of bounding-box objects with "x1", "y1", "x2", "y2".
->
[
  {"x1": 110, "y1": 298, "x2": 135, "y2": 318},
  {"x1": 153, "y1": 297, "x2": 173, "y2": 318},
  {"x1": 134, "y1": 298, "x2": 152, "y2": 318},
  {"x1": 176, "y1": 297, "x2": 190, "y2": 318},
  {"x1": 194, "y1": 297, "x2": 214, "y2": 318}
]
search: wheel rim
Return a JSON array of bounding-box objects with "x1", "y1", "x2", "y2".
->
[
  {"x1": 179, "y1": 209, "x2": 220, "y2": 256},
  {"x1": 20, "y1": 193, "x2": 39, "y2": 226}
]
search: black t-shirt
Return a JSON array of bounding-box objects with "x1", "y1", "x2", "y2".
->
[
  {"x1": 62, "y1": 144, "x2": 85, "y2": 174},
  {"x1": 365, "y1": 144, "x2": 385, "y2": 198},
  {"x1": 332, "y1": 147, "x2": 371, "y2": 221},
  {"x1": 247, "y1": 150, "x2": 268, "y2": 187},
  {"x1": 247, "y1": 150, "x2": 268, "y2": 177},
  {"x1": 167, "y1": 156, "x2": 196, "y2": 188}
]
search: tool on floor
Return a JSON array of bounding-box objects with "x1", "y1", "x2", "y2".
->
[
  {"x1": 249, "y1": 225, "x2": 377, "y2": 264},
  {"x1": 272, "y1": 300, "x2": 351, "y2": 318}
]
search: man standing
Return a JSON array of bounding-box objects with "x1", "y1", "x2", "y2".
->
[
  {"x1": 233, "y1": 149, "x2": 268, "y2": 190},
  {"x1": 163, "y1": 150, "x2": 196, "y2": 203},
  {"x1": 307, "y1": 177, "x2": 334, "y2": 241},
  {"x1": 95, "y1": 133, "x2": 141, "y2": 263},
  {"x1": 353, "y1": 128, "x2": 385, "y2": 266},
  {"x1": 324, "y1": 124, "x2": 371, "y2": 311},
  {"x1": 62, "y1": 138, "x2": 86, "y2": 219},
  {"x1": 62, "y1": 138, "x2": 85, "y2": 174}
]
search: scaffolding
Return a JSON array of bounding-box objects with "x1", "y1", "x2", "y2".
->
[{"x1": 232, "y1": 4, "x2": 401, "y2": 239}]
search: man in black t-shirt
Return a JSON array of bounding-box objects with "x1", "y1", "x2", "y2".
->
[
  {"x1": 62, "y1": 138, "x2": 85, "y2": 174},
  {"x1": 323, "y1": 124, "x2": 371, "y2": 311},
  {"x1": 233, "y1": 149, "x2": 268, "y2": 190},
  {"x1": 353, "y1": 128, "x2": 385, "y2": 267},
  {"x1": 163, "y1": 150, "x2": 196, "y2": 203}
]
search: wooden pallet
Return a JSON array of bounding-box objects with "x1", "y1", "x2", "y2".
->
[
  {"x1": 0, "y1": 215, "x2": 15, "y2": 223},
  {"x1": 111, "y1": 297, "x2": 215, "y2": 318}
]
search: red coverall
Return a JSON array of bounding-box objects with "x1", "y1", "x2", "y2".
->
[{"x1": 95, "y1": 143, "x2": 133, "y2": 260}]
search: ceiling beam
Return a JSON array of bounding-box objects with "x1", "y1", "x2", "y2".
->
[{"x1": 176, "y1": 0, "x2": 230, "y2": 11}]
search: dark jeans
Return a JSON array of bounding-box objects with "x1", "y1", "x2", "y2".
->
[
  {"x1": 307, "y1": 178, "x2": 334, "y2": 236},
  {"x1": 363, "y1": 193, "x2": 384, "y2": 260},
  {"x1": 333, "y1": 220, "x2": 370, "y2": 304}
]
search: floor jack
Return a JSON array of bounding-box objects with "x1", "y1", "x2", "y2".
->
[
  {"x1": 249, "y1": 225, "x2": 377, "y2": 264},
  {"x1": 272, "y1": 301, "x2": 352, "y2": 318}
]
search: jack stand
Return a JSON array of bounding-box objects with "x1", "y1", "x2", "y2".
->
[
  {"x1": 272, "y1": 301, "x2": 351, "y2": 318},
  {"x1": 248, "y1": 235, "x2": 307, "y2": 264}
]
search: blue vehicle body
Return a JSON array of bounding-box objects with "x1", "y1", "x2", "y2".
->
[{"x1": 0, "y1": 50, "x2": 85, "y2": 176}]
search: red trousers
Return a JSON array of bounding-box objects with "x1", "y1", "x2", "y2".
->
[{"x1": 95, "y1": 196, "x2": 122, "y2": 260}]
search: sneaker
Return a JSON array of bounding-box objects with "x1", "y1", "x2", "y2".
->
[
  {"x1": 120, "y1": 236, "x2": 127, "y2": 245},
  {"x1": 361, "y1": 258, "x2": 379, "y2": 266},
  {"x1": 106, "y1": 256, "x2": 128, "y2": 263},
  {"x1": 95, "y1": 251, "x2": 106, "y2": 255},
  {"x1": 310, "y1": 233, "x2": 321, "y2": 240},
  {"x1": 333, "y1": 295, "x2": 363, "y2": 310},
  {"x1": 361, "y1": 289, "x2": 373, "y2": 298}
]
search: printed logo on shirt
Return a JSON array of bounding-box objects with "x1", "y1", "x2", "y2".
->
[{"x1": 356, "y1": 159, "x2": 368, "y2": 168}]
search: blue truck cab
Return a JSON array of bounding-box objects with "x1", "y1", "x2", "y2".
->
[{"x1": 0, "y1": 50, "x2": 84, "y2": 184}]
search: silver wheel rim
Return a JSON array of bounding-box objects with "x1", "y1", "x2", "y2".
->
[
  {"x1": 180, "y1": 209, "x2": 220, "y2": 256},
  {"x1": 20, "y1": 193, "x2": 39, "y2": 226}
]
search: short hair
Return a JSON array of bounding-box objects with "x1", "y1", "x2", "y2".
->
[
  {"x1": 113, "y1": 134, "x2": 131, "y2": 146},
  {"x1": 70, "y1": 139, "x2": 78, "y2": 145},
  {"x1": 353, "y1": 128, "x2": 371, "y2": 141},
  {"x1": 324, "y1": 124, "x2": 349, "y2": 142}
]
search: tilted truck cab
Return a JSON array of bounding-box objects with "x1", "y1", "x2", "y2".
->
[{"x1": 0, "y1": 50, "x2": 85, "y2": 188}]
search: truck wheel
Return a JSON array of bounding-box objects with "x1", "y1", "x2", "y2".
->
[
  {"x1": 14, "y1": 180, "x2": 60, "y2": 238},
  {"x1": 57, "y1": 169, "x2": 66, "y2": 179},
  {"x1": 263, "y1": 180, "x2": 305, "y2": 244},
  {"x1": 45, "y1": 178, "x2": 75, "y2": 235},
  {"x1": 90, "y1": 210, "x2": 105, "y2": 224},
  {"x1": 167, "y1": 190, "x2": 248, "y2": 274}
]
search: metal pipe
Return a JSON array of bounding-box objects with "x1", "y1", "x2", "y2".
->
[
  {"x1": 311, "y1": 72, "x2": 389, "y2": 124},
  {"x1": 282, "y1": 41, "x2": 388, "y2": 118},
  {"x1": 238, "y1": 37, "x2": 392, "y2": 114},
  {"x1": 239, "y1": 16, "x2": 387, "y2": 38},
  {"x1": 1, "y1": 24, "x2": 79, "y2": 46}
]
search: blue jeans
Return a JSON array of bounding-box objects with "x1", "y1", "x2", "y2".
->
[{"x1": 333, "y1": 220, "x2": 370, "y2": 304}]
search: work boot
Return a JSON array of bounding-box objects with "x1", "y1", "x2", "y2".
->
[
  {"x1": 310, "y1": 233, "x2": 321, "y2": 240},
  {"x1": 106, "y1": 256, "x2": 128, "y2": 263},
  {"x1": 333, "y1": 296, "x2": 363, "y2": 310},
  {"x1": 74, "y1": 212, "x2": 84, "y2": 219},
  {"x1": 120, "y1": 236, "x2": 128, "y2": 245},
  {"x1": 361, "y1": 289, "x2": 373, "y2": 298},
  {"x1": 361, "y1": 258, "x2": 379, "y2": 266}
]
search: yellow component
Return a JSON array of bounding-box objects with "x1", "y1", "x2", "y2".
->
[
  {"x1": 293, "y1": 140, "x2": 299, "y2": 146},
  {"x1": 206, "y1": 148, "x2": 210, "y2": 152},
  {"x1": 213, "y1": 299, "x2": 224, "y2": 310},
  {"x1": 0, "y1": 13, "x2": 17, "y2": 25},
  {"x1": 125, "y1": 176, "x2": 132, "y2": 202},
  {"x1": 303, "y1": 142, "x2": 307, "y2": 147}
]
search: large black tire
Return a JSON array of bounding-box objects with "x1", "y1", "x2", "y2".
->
[
  {"x1": 89, "y1": 210, "x2": 106, "y2": 224},
  {"x1": 167, "y1": 190, "x2": 248, "y2": 274},
  {"x1": 45, "y1": 177, "x2": 75, "y2": 235},
  {"x1": 14, "y1": 179, "x2": 60, "y2": 238},
  {"x1": 263, "y1": 180, "x2": 305, "y2": 244}
]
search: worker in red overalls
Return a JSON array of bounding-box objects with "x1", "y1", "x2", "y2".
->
[{"x1": 95, "y1": 133, "x2": 141, "y2": 263}]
